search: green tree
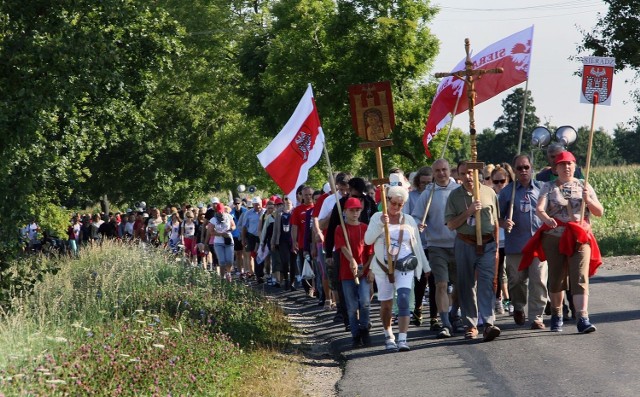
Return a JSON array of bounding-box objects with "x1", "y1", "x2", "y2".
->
[
  {"x1": 478, "y1": 88, "x2": 539, "y2": 164},
  {"x1": 237, "y1": 0, "x2": 441, "y2": 179},
  {"x1": 579, "y1": 0, "x2": 640, "y2": 119},
  {"x1": 613, "y1": 123, "x2": 640, "y2": 164},
  {"x1": 0, "y1": 0, "x2": 182, "y2": 274}
]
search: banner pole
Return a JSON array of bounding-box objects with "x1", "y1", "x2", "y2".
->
[
  {"x1": 322, "y1": 138, "x2": 359, "y2": 284},
  {"x1": 506, "y1": 80, "x2": 530, "y2": 233},
  {"x1": 420, "y1": 92, "x2": 463, "y2": 227},
  {"x1": 580, "y1": 93, "x2": 599, "y2": 223}
]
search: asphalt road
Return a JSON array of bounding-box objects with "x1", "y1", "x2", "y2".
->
[{"x1": 332, "y1": 269, "x2": 640, "y2": 397}]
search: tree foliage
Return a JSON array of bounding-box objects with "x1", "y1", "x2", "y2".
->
[
  {"x1": 238, "y1": 0, "x2": 442, "y2": 178},
  {"x1": 477, "y1": 88, "x2": 540, "y2": 164}
]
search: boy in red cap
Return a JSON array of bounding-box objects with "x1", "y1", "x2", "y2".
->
[{"x1": 335, "y1": 197, "x2": 373, "y2": 347}]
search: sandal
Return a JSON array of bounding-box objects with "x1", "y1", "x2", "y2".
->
[{"x1": 323, "y1": 301, "x2": 333, "y2": 311}]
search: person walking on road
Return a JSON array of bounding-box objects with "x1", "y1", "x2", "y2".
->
[
  {"x1": 523, "y1": 151, "x2": 603, "y2": 333},
  {"x1": 499, "y1": 154, "x2": 548, "y2": 330},
  {"x1": 335, "y1": 197, "x2": 373, "y2": 348},
  {"x1": 445, "y1": 161, "x2": 502, "y2": 342},
  {"x1": 411, "y1": 159, "x2": 460, "y2": 338},
  {"x1": 365, "y1": 185, "x2": 430, "y2": 352}
]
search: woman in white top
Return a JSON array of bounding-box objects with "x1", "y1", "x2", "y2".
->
[
  {"x1": 364, "y1": 185, "x2": 430, "y2": 352},
  {"x1": 182, "y1": 211, "x2": 197, "y2": 264},
  {"x1": 206, "y1": 203, "x2": 236, "y2": 281},
  {"x1": 168, "y1": 212, "x2": 182, "y2": 253}
]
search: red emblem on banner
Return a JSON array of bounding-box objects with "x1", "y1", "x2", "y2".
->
[
  {"x1": 348, "y1": 81, "x2": 395, "y2": 141},
  {"x1": 580, "y1": 57, "x2": 615, "y2": 106}
]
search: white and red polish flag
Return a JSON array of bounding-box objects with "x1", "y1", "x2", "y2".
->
[
  {"x1": 422, "y1": 26, "x2": 534, "y2": 157},
  {"x1": 257, "y1": 84, "x2": 325, "y2": 202}
]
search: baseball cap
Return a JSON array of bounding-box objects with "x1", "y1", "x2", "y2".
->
[
  {"x1": 210, "y1": 197, "x2": 220, "y2": 204},
  {"x1": 344, "y1": 197, "x2": 363, "y2": 210},
  {"x1": 554, "y1": 151, "x2": 576, "y2": 165},
  {"x1": 215, "y1": 203, "x2": 224, "y2": 213},
  {"x1": 251, "y1": 196, "x2": 261, "y2": 205},
  {"x1": 274, "y1": 197, "x2": 284, "y2": 205}
]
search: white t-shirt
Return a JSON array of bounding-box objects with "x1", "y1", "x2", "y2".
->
[
  {"x1": 182, "y1": 221, "x2": 196, "y2": 238},
  {"x1": 318, "y1": 192, "x2": 344, "y2": 220},
  {"x1": 211, "y1": 214, "x2": 233, "y2": 244}
]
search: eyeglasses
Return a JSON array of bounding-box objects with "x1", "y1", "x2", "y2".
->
[
  {"x1": 516, "y1": 165, "x2": 530, "y2": 171},
  {"x1": 492, "y1": 179, "x2": 506, "y2": 184}
]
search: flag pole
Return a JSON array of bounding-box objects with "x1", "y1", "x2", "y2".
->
[
  {"x1": 507, "y1": 79, "x2": 529, "y2": 232},
  {"x1": 420, "y1": 91, "x2": 463, "y2": 227},
  {"x1": 321, "y1": 136, "x2": 359, "y2": 285},
  {"x1": 580, "y1": 92, "x2": 598, "y2": 223}
]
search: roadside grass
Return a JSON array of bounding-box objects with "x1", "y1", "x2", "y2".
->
[
  {"x1": 0, "y1": 242, "x2": 302, "y2": 396},
  {"x1": 590, "y1": 165, "x2": 640, "y2": 256}
]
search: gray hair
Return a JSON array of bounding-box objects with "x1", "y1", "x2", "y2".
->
[
  {"x1": 547, "y1": 143, "x2": 565, "y2": 154},
  {"x1": 387, "y1": 185, "x2": 409, "y2": 202}
]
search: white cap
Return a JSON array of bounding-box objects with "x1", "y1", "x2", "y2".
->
[
  {"x1": 197, "y1": 202, "x2": 204, "y2": 209},
  {"x1": 389, "y1": 173, "x2": 409, "y2": 188},
  {"x1": 323, "y1": 182, "x2": 331, "y2": 194},
  {"x1": 210, "y1": 197, "x2": 220, "y2": 204},
  {"x1": 251, "y1": 196, "x2": 261, "y2": 205}
]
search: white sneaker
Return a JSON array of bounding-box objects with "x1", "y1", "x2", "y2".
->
[
  {"x1": 384, "y1": 337, "x2": 398, "y2": 352},
  {"x1": 495, "y1": 298, "x2": 505, "y2": 314},
  {"x1": 397, "y1": 340, "x2": 410, "y2": 352}
]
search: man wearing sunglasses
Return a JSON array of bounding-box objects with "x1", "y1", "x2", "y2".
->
[{"x1": 498, "y1": 154, "x2": 548, "y2": 330}]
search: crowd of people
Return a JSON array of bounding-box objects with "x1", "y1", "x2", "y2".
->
[{"x1": 22, "y1": 143, "x2": 603, "y2": 351}]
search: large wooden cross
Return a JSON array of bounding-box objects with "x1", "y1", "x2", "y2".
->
[{"x1": 434, "y1": 38, "x2": 503, "y2": 251}]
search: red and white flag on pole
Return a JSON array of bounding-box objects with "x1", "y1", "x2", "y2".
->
[
  {"x1": 422, "y1": 26, "x2": 534, "y2": 157},
  {"x1": 257, "y1": 84, "x2": 325, "y2": 202}
]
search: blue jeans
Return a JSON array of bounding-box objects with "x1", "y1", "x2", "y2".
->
[
  {"x1": 454, "y1": 238, "x2": 497, "y2": 328},
  {"x1": 342, "y1": 278, "x2": 371, "y2": 338}
]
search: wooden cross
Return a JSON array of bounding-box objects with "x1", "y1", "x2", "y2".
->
[{"x1": 434, "y1": 38, "x2": 503, "y2": 251}]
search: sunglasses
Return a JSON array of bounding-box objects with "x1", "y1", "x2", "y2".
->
[
  {"x1": 484, "y1": 176, "x2": 491, "y2": 180},
  {"x1": 492, "y1": 179, "x2": 506, "y2": 184},
  {"x1": 516, "y1": 165, "x2": 530, "y2": 171}
]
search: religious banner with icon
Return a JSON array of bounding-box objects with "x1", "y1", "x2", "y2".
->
[
  {"x1": 580, "y1": 56, "x2": 615, "y2": 105},
  {"x1": 348, "y1": 81, "x2": 395, "y2": 141}
]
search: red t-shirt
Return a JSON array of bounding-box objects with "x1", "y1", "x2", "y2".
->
[
  {"x1": 291, "y1": 203, "x2": 314, "y2": 249},
  {"x1": 334, "y1": 223, "x2": 372, "y2": 281}
]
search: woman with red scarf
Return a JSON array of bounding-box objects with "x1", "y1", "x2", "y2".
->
[{"x1": 532, "y1": 151, "x2": 603, "y2": 333}]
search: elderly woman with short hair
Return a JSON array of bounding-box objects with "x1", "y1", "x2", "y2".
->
[{"x1": 364, "y1": 185, "x2": 430, "y2": 352}]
